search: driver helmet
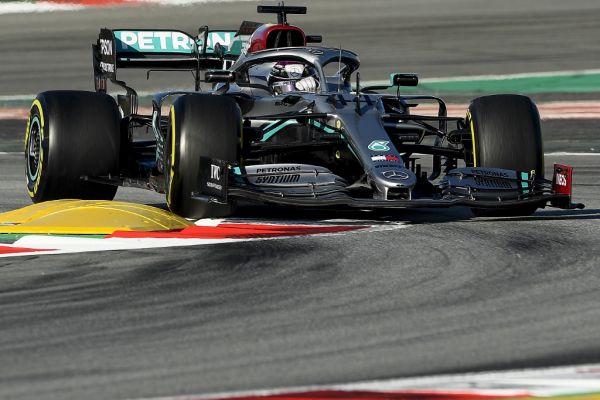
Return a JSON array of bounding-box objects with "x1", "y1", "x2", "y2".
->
[{"x1": 267, "y1": 61, "x2": 318, "y2": 94}]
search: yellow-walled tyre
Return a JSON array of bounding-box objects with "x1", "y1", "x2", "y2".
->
[
  {"x1": 25, "y1": 91, "x2": 120, "y2": 202},
  {"x1": 165, "y1": 94, "x2": 240, "y2": 219},
  {"x1": 466, "y1": 94, "x2": 544, "y2": 217}
]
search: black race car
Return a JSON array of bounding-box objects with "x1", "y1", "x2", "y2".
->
[{"x1": 24, "y1": 4, "x2": 583, "y2": 218}]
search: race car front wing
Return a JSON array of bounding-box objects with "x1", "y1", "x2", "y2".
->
[{"x1": 192, "y1": 163, "x2": 585, "y2": 211}]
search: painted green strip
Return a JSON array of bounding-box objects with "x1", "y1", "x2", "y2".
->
[
  {"x1": 308, "y1": 119, "x2": 338, "y2": 134},
  {"x1": 260, "y1": 119, "x2": 298, "y2": 142},
  {"x1": 0, "y1": 233, "x2": 106, "y2": 244},
  {"x1": 418, "y1": 73, "x2": 600, "y2": 94},
  {"x1": 0, "y1": 233, "x2": 25, "y2": 244},
  {"x1": 368, "y1": 73, "x2": 600, "y2": 94},
  {"x1": 520, "y1": 171, "x2": 530, "y2": 189}
]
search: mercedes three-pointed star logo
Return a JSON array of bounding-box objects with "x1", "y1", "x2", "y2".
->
[{"x1": 382, "y1": 170, "x2": 410, "y2": 180}]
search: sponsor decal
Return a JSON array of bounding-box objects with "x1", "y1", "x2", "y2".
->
[
  {"x1": 374, "y1": 164, "x2": 402, "y2": 169},
  {"x1": 470, "y1": 168, "x2": 510, "y2": 178},
  {"x1": 210, "y1": 164, "x2": 221, "y2": 180},
  {"x1": 382, "y1": 170, "x2": 410, "y2": 180},
  {"x1": 552, "y1": 164, "x2": 573, "y2": 196},
  {"x1": 115, "y1": 30, "x2": 195, "y2": 53},
  {"x1": 368, "y1": 140, "x2": 390, "y2": 152},
  {"x1": 201, "y1": 158, "x2": 227, "y2": 198},
  {"x1": 555, "y1": 173, "x2": 567, "y2": 186},
  {"x1": 100, "y1": 61, "x2": 114, "y2": 73},
  {"x1": 371, "y1": 155, "x2": 399, "y2": 162},
  {"x1": 207, "y1": 164, "x2": 223, "y2": 190},
  {"x1": 198, "y1": 31, "x2": 237, "y2": 53},
  {"x1": 246, "y1": 164, "x2": 339, "y2": 187},
  {"x1": 206, "y1": 181, "x2": 222, "y2": 190},
  {"x1": 99, "y1": 38, "x2": 112, "y2": 55},
  {"x1": 306, "y1": 48, "x2": 324, "y2": 55},
  {"x1": 255, "y1": 174, "x2": 301, "y2": 184},
  {"x1": 286, "y1": 64, "x2": 303, "y2": 78},
  {"x1": 207, "y1": 31, "x2": 234, "y2": 50},
  {"x1": 256, "y1": 166, "x2": 302, "y2": 173},
  {"x1": 95, "y1": 76, "x2": 107, "y2": 91}
]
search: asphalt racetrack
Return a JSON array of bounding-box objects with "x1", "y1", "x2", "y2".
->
[{"x1": 1, "y1": 1, "x2": 600, "y2": 399}]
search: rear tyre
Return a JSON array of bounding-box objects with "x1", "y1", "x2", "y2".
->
[
  {"x1": 25, "y1": 91, "x2": 120, "y2": 202},
  {"x1": 165, "y1": 94, "x2": 240, "y2": 219},
  {"x1": 466, "y1": 94, "x2": 544, "y2": 217}
]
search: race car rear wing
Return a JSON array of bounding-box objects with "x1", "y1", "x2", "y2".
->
[{"x1": 92, "y1": 28, "x2": 245, "y2": 92}]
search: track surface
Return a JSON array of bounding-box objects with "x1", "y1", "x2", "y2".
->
[
  {"x1": 1, "y1": 0, "x2": 600, "y2": 95},
  {"x1": 1, "y1": 1, "x2": 600, "y2": 400},
  {"x1": 2, "y1": 153, "x2": 600, "y2": 400}
]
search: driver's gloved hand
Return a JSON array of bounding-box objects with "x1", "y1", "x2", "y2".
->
[{"x1": 295, "y1": 76, "x2": 318, "y2": 92}]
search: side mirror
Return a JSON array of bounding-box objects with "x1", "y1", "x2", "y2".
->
[
  {"x1": 390, "y1": 73, "x2": 418, "y2": 87},
  {"x1": 205, "y1": 70, "x2": 236, "y2": 83},
  {"x1": 306, "y1": 35, "x2": 322, "y2": 44}
]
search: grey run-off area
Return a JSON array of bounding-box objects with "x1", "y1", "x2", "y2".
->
[
  {"x1": 1, "y1": 1, "x2": 600, "y2": 400},
  {"x1": 1, "y1": 0, "x2": 600, "y2": 94}
]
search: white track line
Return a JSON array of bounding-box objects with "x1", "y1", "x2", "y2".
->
[
  {"x1": 134, "y1": 0, "x2": 259, "y2": 3},
  {"x1": 128, "y1": 363, "x2": 600, "y2": 400},
  {"x1": 0, "y1": 2, "x2": 84, "y2": 15},
  {"x1": 0, "y1": 0, "x2": 258, "y2": 15},
  {"x1": 545, "y1": 152, "x2": 600, "y2": 156},
  {"x1": 12, "y1": 235, "x2": 246, "y2": 252}
]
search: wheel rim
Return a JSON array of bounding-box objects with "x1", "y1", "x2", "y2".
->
[{"x1": 26, "y1": 115, "x2": 41, "y2": 181}]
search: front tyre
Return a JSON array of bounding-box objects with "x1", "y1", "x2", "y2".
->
[
  {"x1": 25, "y1": 91, "x2": 120, "y2": 202},
  {"x1": 466, "y1": 94, "x2": 544, "y2": 217},
  {"x1": 165, "y1": 94, "x2": 240, "y2": 219}
]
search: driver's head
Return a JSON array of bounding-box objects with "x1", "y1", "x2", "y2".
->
[{"x1": 268, "y1": 61, "x2": 319, "y2": 94}]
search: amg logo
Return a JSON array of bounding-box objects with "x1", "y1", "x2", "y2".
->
[
  {"x1": 255, "y1": 174, "x2": 301, "y2": 184},
  {"x1": 99, "y1": 38, "x2": 112, "y2": 56},
  {"x1": 256, "y1": 166, "x2": 301, "y2": 173},
  {"x1": 474, "y1": 177, "x2": 512, "y2": 189},
  {"x1": 100, "y1": 61, "x2": 115, "y2": 73},
  {"x1": 471, "y1": 169, "x2": 510, "y2": 178}
]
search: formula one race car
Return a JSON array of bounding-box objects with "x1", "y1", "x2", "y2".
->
[{"x1": 24, "y1": 4, "x2": 583, "y2": 218}]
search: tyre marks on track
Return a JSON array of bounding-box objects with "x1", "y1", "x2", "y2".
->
[{"x1": 129, "y1": 363, "x2": 600, "y2": 400}]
